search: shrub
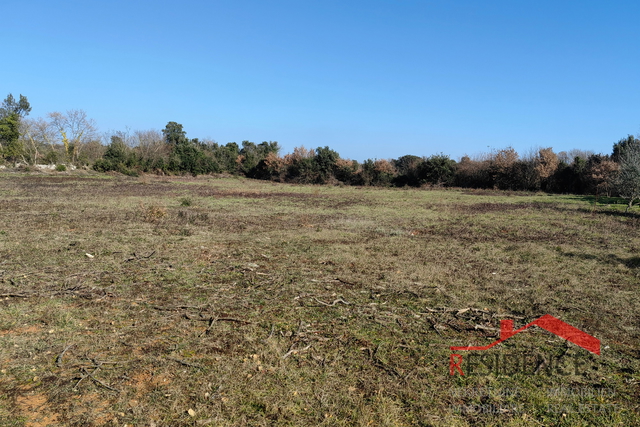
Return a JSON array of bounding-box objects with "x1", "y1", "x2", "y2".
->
[
  {"x1": 42, "y1": 150, "x2": 59, "y2": 165},
  {"x1": 358, "y1": 159, "x2": 396, "y2": 186},
  {"x1": 55, "y1": 164, "x2": 67, "y2": 172},
  {"x1": 334, "y1": 159, "x2": 359, "y2": 185},
  {"x1": 284, "y1": 146, "x2": 317, "y2": 183},
  {"x1": 419, "y1": 154, "x2": 456, "y2": 186},
  {"x1": 142, "y1": 205, "x2": 167, "y2": 223},
  {"x1": 393, "y1": 155, "x2": 423, "y2": 187}
]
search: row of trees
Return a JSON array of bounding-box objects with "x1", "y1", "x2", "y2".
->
[
  {"x1": 0, "y1": 94, "x2": 101, "y2": 166},
  {"x1": 1, "y1": 93, "x2": 639, "y2": 209},
  {"x1": 88, "y1": 122, "x2": 640, "y2": 210}
]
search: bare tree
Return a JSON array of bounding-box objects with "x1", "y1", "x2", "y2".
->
[
  {"x1": 490, "y1": 147, "x2": 519, "y2": 189},
  {"x1": 48, "y1": 110, "x2": 98, "y2": 164},
  {"x1": 102, "y1": 128, "x2": 137, "y2": 148},
  {"x1": 587, "y1": 156, "x2": 619, "y2": 206},
  {"x1": 558, "y1": 149, "x2": 595, "y2": 164},
  {"x1": 534, "y1": 147, "x2": 560, "y2": 190},
  {"x1": 615, "y1": 142, "x2": 640, "y2": 212},
  {"x1": 134, "y1": 129, "x2": 168, "y2": 166},
  {"x1": 19, "y1": 118, "x2": 58, "y2": 165},
  {"x1": 534, "y1": 148, "x2": 559, "y2": 180}
]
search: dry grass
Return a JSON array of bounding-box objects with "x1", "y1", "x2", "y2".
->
[{"x1": 0, "y1": 171, "x2": 638, "y2": 426}]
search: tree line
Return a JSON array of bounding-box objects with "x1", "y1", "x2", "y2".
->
[{"x1": 2, "y1": 93, "x2": 640, "y2": 210}]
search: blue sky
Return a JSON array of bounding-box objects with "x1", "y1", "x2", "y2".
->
[{"x1": 3, "y1": 0, "x2": 640, "y2": 161}]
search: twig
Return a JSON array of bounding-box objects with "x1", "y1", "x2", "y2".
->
[
  {"x1": 282, "y1": 344, "x2": 312, "y2": 359},
  {"x1": 80, "y1": 367, "x2": 120, "y2": 393},
  {"x1": 493, "y1": 313, "x2": 526, "y2": 320},
  {"x1": 151, "y1": 304, "x2": 209, "y2": 311},
  {"x1": 0, "y1": 293, "x2": 30, "y2": 298},
  {"x1": 194, "y1": 315, "x2": 252, "y2": 335},
  {"x1": 422, "y1": 307, "x2": 490, "y2": 315},
  {"x1": 125, "y1": 251, "x2": 156, "y2": 262},
  {"x1": 313, "y1": 297, "x2": 350, "y2": 306},
  {"x1": 217, "y1": 317, "x2": 252, "y2": 324},
  {"x1": 194, "y1": 315, "x2": 252, "y2": 324},
  {"x1": 168, "y1": 357, "x2": 204, "y2": 370},
  {"x1": 56, "y1": 344, "x2": 73, "y2": 367},
  {"x1": 199, "y1": 317, "x2": 218, "y2": 337},
  {"x1": 425, "y1": 317, "x2": 442, "y2": 336},
  {"x1": 474, "y1": 324, "x2": 500, "y2": 332},
  {"x1": 534, "y1": 355, "x2": 548, "y2": 375},
  {"x1": 90, "y1": 358, "x2": 120, "y2": 366},
  {"x1": 139, "y1": 251, "x2": 156, "y2": 259},
  {"x1": 369, "y1": 345, "x2": 401, "y2": 378},
  {"x1": 334, "y1": 278, "x2": 357, "y2": 286},
  {"x1": 74, "y1": 373, "x2": 88, "y2": 389}
]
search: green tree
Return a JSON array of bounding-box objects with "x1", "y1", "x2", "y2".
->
[
  {"x1": 239, "y1": 141, "x2": 260, "y2": 174},
  {"x1": 358, "y1": 159, "x2": 395, "y2": 186},
  {"x1": 93, "y1": 135, "x2": 134, "y2": 174},
  {"x1": 612, "y1": 135, "x2": 640, "y2": 162},
  {"x1": 284, "y1": 146, "x2": 316, "y2": 183},
  {"x1": 209, "y1": 142, "x2": 240, "y2": 173},
  {"x1": 0, "y1": 94, "x2": 31, "y2": 118},
  {"x1": 162, "y1": 122, "x2": 188, "y2": 145},
  {"x1": 393, "y1": 155, "x2": 423, "y2": 186},
  {"x1": 313, "y1": 146, "x2": 339, "y2": 183},
  {"x1": 0, "y1": 113, "x2": 22, "y2": 162},
  {"x1": 0, "y1": 94, "x2": 31, "y2": 162},
  {"x1": 238, "y1": 141, "x2": 281, "y2": 176},
  {"x1": 419, "y1": 154, "x2": 456, "y2": 186}
]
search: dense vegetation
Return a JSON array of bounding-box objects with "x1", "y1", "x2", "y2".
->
[{"x1": 2, "y1": 93, "x2": 640, "y2": 208}]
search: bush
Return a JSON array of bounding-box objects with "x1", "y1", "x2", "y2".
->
[
  {"x1": 419, "y1": 154, "x2": 456, "y2": 186},
  {"x1": 358, "y1": 159, "x2": 395, "y2": 186},
  {"x1": 55, "y1": 164, "x2": 66, "y2": 172},
  {"x1": 393, "y1": 155, "x2": 423, "y2": 187},
  {"x1": 43, "y1": 150, "x2": 59, "y2": 165}
]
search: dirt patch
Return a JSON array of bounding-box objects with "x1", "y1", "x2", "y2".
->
[
  {"x1": 15, "y1": 393, "x2": 60, "y2": 427},
  {"x1": 461, "y1": 189, "x2": 538, "y2": 197},
  {"x1": 129, "y1": 370, "x2": 172, "y2": 398},
  {"x1": 0, "y1": 325, "x2": 42, "y2": 336},
  {"x1": 195, "y1": 188, "x2": 321, "y2": 199},
  {"x1": 18, "y1": 176, "x2": 107, "y2": 184},
  {"x1": 453, "y1": 202, "x2": 550, "y2": 214},
  {"x1": 100, "y1": 182, "x2": 180, "y2": 197}
]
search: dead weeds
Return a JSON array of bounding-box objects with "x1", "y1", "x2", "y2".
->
[{"x1": 0, "y1": 173, "x2": 637, "y2": 426}]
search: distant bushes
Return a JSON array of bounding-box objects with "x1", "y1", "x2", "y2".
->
[
  {"x1": 9, "y1": 95, "x2": 635, "y2": 201},
  {"x1": 84, "y1": 122, "x2": 639, "y2": 200}
]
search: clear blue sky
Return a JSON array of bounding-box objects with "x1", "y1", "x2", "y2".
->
[{"x1": 3, "y1": 0, "x2": 639, "y2": 161}]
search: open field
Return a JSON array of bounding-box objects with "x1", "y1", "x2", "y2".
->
[{"x1": 0, "y1": 171, "x2": 638, "y2": 426}]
